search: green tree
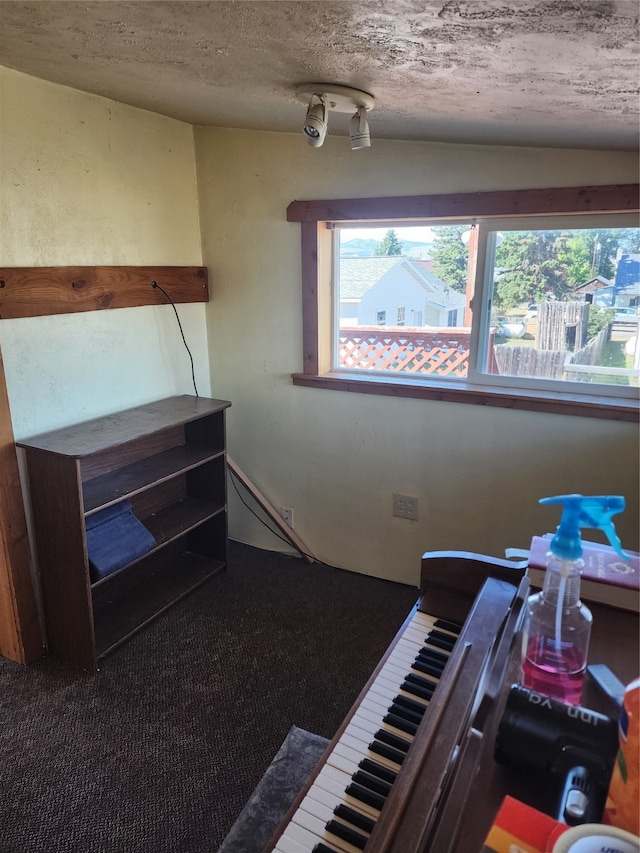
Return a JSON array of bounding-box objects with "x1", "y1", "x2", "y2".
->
[
  {"x1": 617, "y1": 228, "x2": 640, "y2": 254},
  {"x1": 587, "y1": 305, "x2": 614, "y2": 340},
  {"x1": 559, "y1": 229, "x2": 618, "y2": 287},
  {"x1": 494, "y1": 231, "x2": 570, "y2": 310},
  {"x1": 375, "y1": 229, "x2": 403, "y2": 256},
  {"x1": 429, "y1": 225, "x2": 469, "y2": 293}
]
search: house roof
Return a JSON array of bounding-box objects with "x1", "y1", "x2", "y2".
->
[
  {"x1": 339, "y1": 256, "x2": 466, "y2": 308},
  {"x1": 573, "y1": 275, "x2": 613, "y2": 293}
]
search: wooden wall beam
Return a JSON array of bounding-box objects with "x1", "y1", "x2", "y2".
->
[
  {"x1": 0, "y1": 344, "x2": 43, "y2": 663},
  {"x1": 0, "y1": 266, "x2": 208, "y2": 319},
  {"x1": 287, "y1": 183, "x2": 639, "y2": 223}
]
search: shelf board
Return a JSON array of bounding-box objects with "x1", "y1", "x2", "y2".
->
[
  {"x1": 90, "y1": 498, "x2": 225, "y2": 590},
  {"x1": 93, "y1": 551, "x2": 225, "y2": 659},
  {"x1": 83, "y1": 444, "x2": 224, "y2": 514},
  {"x1": 144, "y1": 497, "x2": 224, "y2": 548}
]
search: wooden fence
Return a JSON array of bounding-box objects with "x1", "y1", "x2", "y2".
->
[
  {"x1": 493, "y1": 345, "x2": 565, "y2": 379},
  {"x1": 536, "y1": 301, "x2": 590, "y2": 351}
]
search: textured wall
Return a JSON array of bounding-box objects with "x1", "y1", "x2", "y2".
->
[
  {"x1": 0, "y1": 68, "x2": 210, "y2": 438},
  {"x1": 195, "y1": 126, "x2": 639, "y2": 585}
]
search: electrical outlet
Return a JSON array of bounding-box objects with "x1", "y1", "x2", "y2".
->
[
  {"x1": 393, "y1": 493, "x2": 419, "y2": 521},
  {"x1": 281, "y1": 507, "x2": 294, "y2": 528}
]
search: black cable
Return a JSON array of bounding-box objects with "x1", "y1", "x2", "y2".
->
[
  {"x1": 227, "y1": 464, "x2": 344, "y2": 571},
  {"x1": 151, "y1": 280, "x2": 199, "y2": 396}
]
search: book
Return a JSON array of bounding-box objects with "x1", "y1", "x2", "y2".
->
[
  {"x1": 86, "y1": 500, "x2": 156, "y2": 582},
  {"x1": 526, "y1": 533, "x2": 640, "y2": 613},
  {"x1": 481, "y1": 796, "x2": 567, "y2": 853}
]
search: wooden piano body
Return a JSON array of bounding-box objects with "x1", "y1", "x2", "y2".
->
[{"x1": 265, "y1": 551, "x2": 639, "y2": 853}]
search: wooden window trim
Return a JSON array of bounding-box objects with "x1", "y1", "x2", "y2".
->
[{"x1": 288, "y1": 184, "x2": 640, "y2": 422}]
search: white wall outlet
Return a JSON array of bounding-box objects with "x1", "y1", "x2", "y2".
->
[
  {"x1": 281, "y1": 507, "x2": 294, "y2": 528},
  {"x1": 393, "y1": 493, "x2": 419, "y2": 520}
]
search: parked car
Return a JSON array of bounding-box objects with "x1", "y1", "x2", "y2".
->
[
  {"x1": 524, "y1": 305, "x2": 538, "y2": 320},
  {"x1": 614, "y1": 307, "x2": 638, "y2": 324}
]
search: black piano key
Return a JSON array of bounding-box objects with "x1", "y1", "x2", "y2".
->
[
  {"x1": 325, "y1": 818, "x2": 368, "y2": 850},
  {"x1": 313, "y1": 844, "x2": 340, "y2": 853},
  {"x1": 358, "y1": 757, "x2": 397, "y2": 786},
  {"x1": 393, "y1": 694, "x2": 427, "y2": 717},
  {"x1": 334, "y1": 803, "x2": 376, "y2": 834},
  {"x1": 405, "y1": 672, "x2": 438, "y2": 692},
  {"x1": 417, "y1": 646, "x2": 449, "y2": 666},
  {"x1": 352, "y1": 769, "x2": 393, "y2": 798},
  {"x1": 383, "y1": 712, "x2": 418, "y2": 737},
  {"x1": 374, "y1": 728, "x2": 411, "y2": 753},
  {"x1": 388, "y1": 701, "x2": 423, "y2": 725},
  {"x1": 401, "y1": 679, "x2": 434, "y2": 702},
  {"x1": 368, "y1": 739, "x2": 406, "y2": 765},
  {"x1": 412, "y1": 658, "x2": 444, "y2": 678},
  {"x1": 346, "y1": 781, "x2": 386, "y2": 812},
  {"x1": 425, "y1": 629, "x2": 456, "y2": 651},
  {"x1": 434, "y1": 617, "x2": 463, "y2": 634}
]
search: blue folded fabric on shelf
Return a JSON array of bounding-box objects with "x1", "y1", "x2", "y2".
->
[{"x1": 86, "y1": 500, "x2": 156, "y2": 581}]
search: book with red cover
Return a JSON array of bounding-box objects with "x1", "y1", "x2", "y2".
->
[{"x1": 527, "y1": 534, "x2": 640, "y2": 612}]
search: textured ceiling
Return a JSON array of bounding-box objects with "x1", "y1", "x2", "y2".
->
[{"x1": 0, "y1": 0, "x2": 638, "y2": 150}]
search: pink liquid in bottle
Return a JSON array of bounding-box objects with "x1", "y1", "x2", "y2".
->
[{"x1": 521, "y1": 636, "x2": 586, "y2": 705}]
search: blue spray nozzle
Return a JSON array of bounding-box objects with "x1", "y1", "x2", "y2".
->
[{"x1": 540, "y1": 494, "x2": 627, "y2": 561}]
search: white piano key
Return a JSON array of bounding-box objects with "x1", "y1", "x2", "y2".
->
[
  {"x1": 333, "y1": 738, "x2": 369, "y2": 768},
  {"x1": 274, "y1": 835, "x2": 310, "y2": 853},
  {"x1": 312, "y1": 765, "x2": 380, "y2": 818},
  {"x1": 298, "y1": 792, "x2": 370, "y2": 839},
  {"x1": 291, "y1": 803, "x2": 364, "y2": 853},
  {"x1": 301, "y1": 778, "x2": 369, "y2": 820},
  {"x1": 271, "y1": 607, "x2": 458, "y2": 851},
  {"x1": 282, "y1": 821, "x2": 329, "y2": 851},
  {"x1": 413, "y1": 611, "x2": 437, "y2": 628},
  {"x1": 341, "y1": 724, "x2": 401, "y2": 772},
  {"x1": 326, "y1": 748, "x2": 358, "y2": 777}
]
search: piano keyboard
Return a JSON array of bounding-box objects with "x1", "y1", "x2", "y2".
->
[{"x1": 271, "y1": 609, "x2": 462, "y2": 853}]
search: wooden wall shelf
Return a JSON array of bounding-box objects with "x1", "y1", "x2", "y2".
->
[{"x1": 0, "y1": 265, "x2": 208, "y2": 319}]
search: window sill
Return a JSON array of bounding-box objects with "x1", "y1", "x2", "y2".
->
[{"x1": 291, "y1": 372, "x2": 639, "y2": 422}]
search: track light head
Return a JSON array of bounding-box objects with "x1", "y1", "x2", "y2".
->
[
  {"x1": 296, "y1": 83, "x2": 374, "y2": 150},
  {"x1": 303, "y1": 95, "x2": 328, "y2": 147},
  {"x1": 350, "y1": 106, "x2": 370, "y2": 150}
]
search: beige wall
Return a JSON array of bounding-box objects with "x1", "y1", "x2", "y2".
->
[
  {"x1": 195, "y1": 127, "x2": 639, "y2": 586},
  {"x1": 0, "y1": 65, "x2": 637, "y2": 590},
  {"x1": 0, "y1": 68, "x2": 210, "y2": 438}
]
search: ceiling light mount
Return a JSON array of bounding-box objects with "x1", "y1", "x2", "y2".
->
[{"x1": 295, "y1": 83, "x2": 375, "y2": 114}]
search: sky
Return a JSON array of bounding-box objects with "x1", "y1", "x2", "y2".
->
[{"x1": 340, "y1": 225, "x2": 436, "y2": 243}]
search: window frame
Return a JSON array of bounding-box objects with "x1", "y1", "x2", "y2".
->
[{"x1": 288, "y1": 184, "x2": 640, "y2": 422}]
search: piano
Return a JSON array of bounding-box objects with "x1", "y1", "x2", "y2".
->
[{"x1": 264, "y1": 550, "x2": 639, "y2": 853}]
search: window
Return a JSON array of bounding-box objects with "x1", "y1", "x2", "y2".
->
[
  {"x1": 376, "y1": 310, "x2": 386, "y2": 325},
  {"x1": 288, "y1": 185, "x2": 640, "y2": 421}
]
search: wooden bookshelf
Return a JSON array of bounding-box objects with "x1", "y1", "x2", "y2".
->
[{"x1": 18, "y1": 395, "x2": 231, "y2": 671}]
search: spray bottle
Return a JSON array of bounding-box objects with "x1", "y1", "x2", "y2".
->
[{"x1": 521, "y1": 494, "x2": 627, "y2": 706}]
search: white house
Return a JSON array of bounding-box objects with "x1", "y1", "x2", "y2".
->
[{"x1": 339, "y1": 256, "x2": 466, "y2": 327}]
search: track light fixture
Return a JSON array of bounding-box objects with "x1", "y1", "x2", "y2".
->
[
  {"x1": 350, "y1": 106, "x2": 370, "y2": 149},
  {"x1": 303, "y1": 94, "x2": 328, "y2": 147},
  {"x1": 295, "y1": 83, "x2": 375, "y2": 150}
]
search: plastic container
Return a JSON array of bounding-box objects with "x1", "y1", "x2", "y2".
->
[
  {"x1": 521, "y1": 551, "x2": 592, "y2": 705},
  {"x1": 521, "y1": 495, "x2": 627, "y2": 705},
  {"x1": 604, "y1": 678, "x2": 640, "y2": 836}
]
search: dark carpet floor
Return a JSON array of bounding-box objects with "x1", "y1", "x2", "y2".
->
[{"x1": 0, "y1": 540, "x2": 418, "y2": 853}]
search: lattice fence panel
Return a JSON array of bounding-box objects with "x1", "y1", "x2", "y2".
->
[{"x1": 339, "y1": 327, "x2": 471, "y2": 377}]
